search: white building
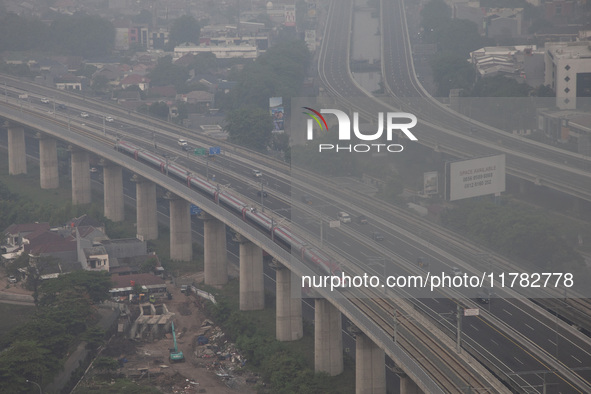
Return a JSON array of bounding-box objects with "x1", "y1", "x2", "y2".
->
[
  {"x1": 173, "y1": 44, "x2": 258, "y2": 61},
  {"x1": 545, "y1": 41, "x2": 591, "y2": 109}
]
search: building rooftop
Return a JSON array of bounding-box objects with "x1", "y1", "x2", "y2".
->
[{"x1": 546, "y1": 41, "x2": 591, "y2": 59}]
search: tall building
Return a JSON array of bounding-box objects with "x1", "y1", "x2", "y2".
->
[{"x1": 544, "y1": 41, "x2": 591, "y2": 109}]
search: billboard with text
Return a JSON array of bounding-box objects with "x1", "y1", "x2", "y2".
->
[{"x1": 446, "y1": 154, "x2": 505, "y2": 201}]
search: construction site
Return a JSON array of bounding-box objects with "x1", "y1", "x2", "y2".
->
[{"x1": 79, "y1": 275, "x2": 259, "y2": 394}]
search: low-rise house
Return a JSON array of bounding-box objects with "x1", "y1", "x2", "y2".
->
[{"x1": 120, "y1": 74, "x2": 151, "y2": 90}]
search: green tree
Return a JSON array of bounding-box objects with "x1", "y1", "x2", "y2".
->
[
  {"x1": 420, "y1": 0, "x2": 452, "y2": 42},
  {"x1": 0, "y1": 340, "x2": 56, "y2": 393},
  {"x1": 49, "y1": 14, "x2": 115, "y2": 57},
  {"x1": 149, "y1": 101, "x2": 170, "y2": 119},
  {"x1": 189, "y1": 52, "x2": 218, "y2": 73},
  {"x1": 430, "y1": 52, "x2": 475, "y2": 96},
  {"x1": 531, "y1": 84, "x2": 555, "y2": 97},
  {"x1": 226, "y1": 107, "x2": 273, "y2": 151},
  {"x1": 93, "y1": 356, "x2": 120, "y2": 375},
  {"x1": 38, "y1": 270, "x2": 112, "y2": 304},
  {"x1": 471, "y1": 75, "x2": 532, "y2": 97},
  {"x1": 167, "y1": 15, "x2": 201, "y2": 49},
  {"x1": 147, "y1": 55, "x2": 189, "y2": 89}
]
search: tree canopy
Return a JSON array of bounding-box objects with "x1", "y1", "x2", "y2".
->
[
  {"x1": 0, "y1": 271, "x2": 112, "y2": 393},
  {"x1": 225, "y1": 107, "x2": 273, "y2": 152},
  {"x1": 167, "y1": 15, "x2": 201, "y2": 49},
  {"x1": 147, "y1": 55, "x2": 189, "y2": 89},
  {"x1": 49, "y1": 14, "x2": 115, "y2": 58}
]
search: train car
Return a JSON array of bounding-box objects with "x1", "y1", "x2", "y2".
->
[{"x1": 115, "y1": 140, "x2": 344, "y2": 279}]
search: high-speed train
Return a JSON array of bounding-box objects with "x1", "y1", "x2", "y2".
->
[{"x1": 115, "y1": 140, "x2": 344, "y2": 278}]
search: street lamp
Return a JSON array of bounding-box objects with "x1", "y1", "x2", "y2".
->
[{"x1": 26, "y1": 379, "x2": 42, "y2": 394}]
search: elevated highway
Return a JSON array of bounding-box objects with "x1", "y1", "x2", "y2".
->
[
  {"x1": 319, "y1": 0, "x2": 591, "y2": 203},
  {"x1": 0, "y1": 95, "x2": 507, "y2": 393},
  {"x1": 2, "y1": 85, "x2": 591, "y2": 392},
  {"x1": 1, "y1": 1, "x2": 591, "y2": 389}
]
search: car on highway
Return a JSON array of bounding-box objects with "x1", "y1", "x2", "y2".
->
[
  {"x1": 451, "y1": 267, "x2": 463, "y2": 276},
  {"x1": 416, "y1": 256, "x2": 429, "y2": 269},
  {"x1": 476, "y1": 292, "x2": 490, "y2": 304},
  {"x1": 252, "y1": 169, "x2": 262, "y2": 178},
  {"x1": 57, "y1": 104, "x2": 67, "y2": 110},
  {"x1": 338, "y1": 211, "x2": 351, "y2": 223},
  {"x1": 301, "y1": 195, "x2": 312, "y2": 205},
  {"x1": 257, "y1": 190, "x2": 268, "y2": 198},
  {"x1": 80, "y1": 112, "x2": 89, "y2": 118},
  {"x1": 370, "y1": 231, "x2": 384, "y2": 241},
  {"x1": 356, "y1": 215, "x2": 368, "y2": 224},
  {"x1": 40, "y1": 97, "x2": 50, "y2": 104},
  {"x1": 178, "y1": 139, "x2": 189, "y2": 150},
  {"x1": 105, "y1": 116, "x2": 114, "y2": 122}
]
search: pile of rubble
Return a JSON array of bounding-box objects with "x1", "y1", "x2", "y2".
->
[{"x1": 193, "y1": 320, "x2": 259, "y2": 388}]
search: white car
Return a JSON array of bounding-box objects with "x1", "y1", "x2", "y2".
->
[
  {"x1": 80, "y1": 112, "x2": 89, "y2": 118},
  {"x1": 40, "y1": 97, "x2": 50, "y2": 104},
  {"x1": 252, "y1": 169, "x2": 262, "y2": 177},
  {"x1": 105, "y1": 116, "x2": 114, "y2": 122}
]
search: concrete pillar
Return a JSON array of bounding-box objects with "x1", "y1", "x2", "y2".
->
[
  {"x1": 168, "y1": 193, "x2": 192, "y2": 261},
  {"x1": 400, "y1": 375, "x2": 423, "y2": 394},
  {"x1": 276, "y1": 265, "x2": 303, "y2": 341},
  {"x1": 71, "y1": 149, "x2": 91, "y2": 205},
  {"x1": 315, "y1": 298, "x2": 343, "y2": 376},
  {"x1": 134, "y1": 176, "x2": 158, "y2": 240},
  {"x1": 235, "y1": 234, "x2": 264, "y2": 311},
  {"x1": 7, "y1": 125, "x2": 26, "y2": 175},
  {"x1": 103, "y1": 163, "x2": 124, "y2": 222},
  {"x1": 202, "y1": 213, "x2": 227, "y2": 286},
  {"x1": 39, "y1": 136, "x2": 58, "y2": 189},
  {"x1": 356, "y1": 333, "x2": 386, "y2": 394}
]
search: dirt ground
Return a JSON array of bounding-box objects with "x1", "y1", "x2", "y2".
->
[
  {"x1": 1, "y1": 272, "x2": 259, "y2": 394},
  {"x1": 103, "y1": 273, "x2": 259, "y2": 394}
]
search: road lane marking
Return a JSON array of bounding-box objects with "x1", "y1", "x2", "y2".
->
[{"x1": 571, "y1": 355, "x2": 582, "y2": 363}]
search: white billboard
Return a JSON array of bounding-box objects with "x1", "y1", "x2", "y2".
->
[{"x1": 446, "y1": 154, "x2": 505, "y2": 201}]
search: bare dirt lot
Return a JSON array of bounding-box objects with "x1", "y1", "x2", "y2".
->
[{"x1": 100, "y1": 275, "x2": 259, "y2": 394}]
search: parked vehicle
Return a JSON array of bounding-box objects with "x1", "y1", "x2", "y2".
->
[{"x1": 8, "y1": 275, "x2": 17, "y2": 283}]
